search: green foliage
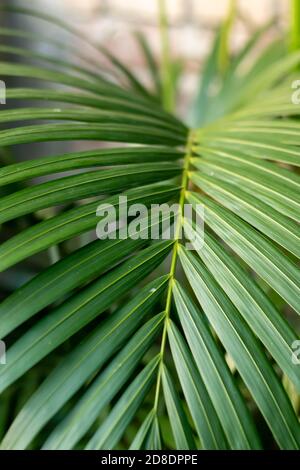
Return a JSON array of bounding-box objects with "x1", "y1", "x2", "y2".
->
[
  {"x1": 291, "y1": 0, "x2": 300, "y2": 51},
  {"x1": 0, "y1": 4, "x2": 299, "y2": 450}
]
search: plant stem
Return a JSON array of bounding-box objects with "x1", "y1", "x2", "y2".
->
[
  {"x1": 157, "y1": 0, "x2": 174, "y2": 113},
  {"x1": 290, "y1": 0, "x2": 300, "y2": 51},
  {"x1": 218, "y1": 0, "x2": 237, "y2": 74},
  {"x1": 153, "y1": 130, "x2": 195, "y2": 411}
]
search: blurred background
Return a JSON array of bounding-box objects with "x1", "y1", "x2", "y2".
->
[{"x1": 1, "y1": 0, "x2": 290, "y2": 107}]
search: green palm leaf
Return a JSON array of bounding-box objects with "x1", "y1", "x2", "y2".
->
[{"x1": 0, "y1": 2, "x2": 299, "y2": 451}]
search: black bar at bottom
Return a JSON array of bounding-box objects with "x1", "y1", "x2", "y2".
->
[{"x1": 0, "y1": 450, "x2": 297, "y2": 468}]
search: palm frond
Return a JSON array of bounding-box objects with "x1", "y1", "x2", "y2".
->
[{"x1": 0, "y1": 3, "x2": 299, "y2": 451}]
